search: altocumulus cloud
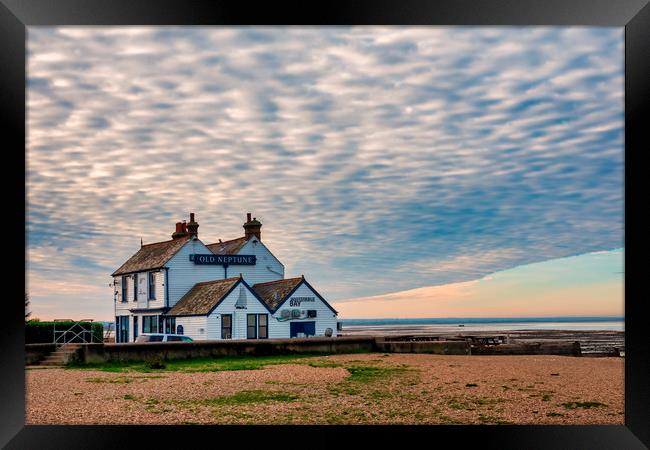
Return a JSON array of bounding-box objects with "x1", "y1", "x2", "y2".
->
[{"x1": 26, "y1": 27, "x2": 623, "y2": 318}]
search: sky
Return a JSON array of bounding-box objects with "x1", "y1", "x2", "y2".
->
[{"x1": 26, "y1": 27, "x2": 624, "y2": 321}]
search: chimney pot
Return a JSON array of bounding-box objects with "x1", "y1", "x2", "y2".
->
[
  {"x1": 190, "y1": 212, "x2": 195, "y2": 222},
  {"x1": 247, "y1": 212, "x2": 252, "y2": 222}
]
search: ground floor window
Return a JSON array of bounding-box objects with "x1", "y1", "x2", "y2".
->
[
  {"x1": 133, "y1": 316, "x2": 139, "y2": 339},
  {"x1": 258, "y1": 314, "x2": 268, "y2": 339},
  {"x1": 221, "y1": 314, "x2": 232, "y2": 339},
  {"x1": 142, "y1": 315, "x2": 158, "y2": 334},
  {"x1": 247, "y1": 314, "x2": 257, "y2": 339},
  {"x1": 164, "y1": 317, "x2": 176, "y2": 334},
  {"x1": 176, "y1": 324, "x2": 184, "y2": 335},
  {"x1": 247, "y1": 314, "x2": 268, "y2": 339},
  {"x1": 117, "y1": 315, "x2": 129, "y2": 343}
]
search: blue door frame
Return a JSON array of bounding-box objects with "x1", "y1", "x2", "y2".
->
[{"x1": 290, "y1": 321, "x2": 316, "y2": 337}]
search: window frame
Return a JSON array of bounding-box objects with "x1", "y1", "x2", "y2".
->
[
  {"x1": 148, "y1": 272, "x2": 156, "y2": 300},
  {"x1": 258, "y1": 314, "x2": 268, "y2": 339},
  {"x1": 121, "y1": 277, "x2": 127, "y2": 302},
  {"x1": 247, "y1": 314, "x2": 257, "y2": 339},
  {"x1": 142, "y1": 315, "x2": 158, "y2": 334},
  {"x1": 221, "y1": 314, "x2": 232, "y2": 339},
  {"x1": 133, "y1": 273, "x2": 138, "y2": 301}
]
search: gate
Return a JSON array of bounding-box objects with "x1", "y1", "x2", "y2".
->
[{"x1": 53, "y1": 319, "x2": 100, "y2": 347}]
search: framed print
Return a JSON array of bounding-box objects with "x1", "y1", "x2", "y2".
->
[{"x1": 2, "y1": 0, "x2": 649, "y2": 448}]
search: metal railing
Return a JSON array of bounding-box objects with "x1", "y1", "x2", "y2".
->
[{"x1": 53, "y1": 319, "x2": 100, "y2": 347}]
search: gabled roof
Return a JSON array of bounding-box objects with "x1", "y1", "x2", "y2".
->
[
  {"x1": 167, "y1": 277, "x2": 241, "y2": 317},
  {"x1": 206, "y1": 236, "x2": 248, "y2": 255},
  {"x1": 112, "y1": 236, "x2": 190, "y2": 276},
  {"x1": 252, "y1": 277, "x2": 303, "y2": 311},
  {"x1": 252, "y1": 277, "x2": 339, "y2": 315}
]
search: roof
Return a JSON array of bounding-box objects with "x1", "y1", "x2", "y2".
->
[
  {"x1": 252, "y1": 277, "x2": 303, "y2": 310},
  {"x1": 166, "y1": 277, "x2": 241, "y2": 316},
  {"x1": 112, "y1": 236, "x2": 190, "y2": 276},
  {"x1": 206, "y1": 236, "x2": 249, "y2": 255}
]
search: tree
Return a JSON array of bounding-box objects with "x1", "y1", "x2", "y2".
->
[{"x1": 25, "y1": 292, "x2": 31, "y2": 322}]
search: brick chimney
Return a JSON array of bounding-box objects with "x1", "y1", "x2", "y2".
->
[
  {"x1": 243, "y1": 212, "x2": 262, "y2": 241},
  {"x1": 187, "y1": 212, "x2": 199, "y2": 239},
  {"x1": 171, "y1": 221, "x2": 188, "y2": 240}
]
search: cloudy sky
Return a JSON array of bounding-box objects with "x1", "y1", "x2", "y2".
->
[{"x1": 26, "y1": 27, "x2": 623, "y2": 320}]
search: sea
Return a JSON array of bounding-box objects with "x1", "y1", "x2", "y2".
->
[{"x1": 338, "y1": 316, "x2": 624, "y2": 333}]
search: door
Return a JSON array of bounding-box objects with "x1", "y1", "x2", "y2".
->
[
  {"x1": 118, "y1": 316, "x2": 129, "y2": 343},
  {"x1": 133, "y1": 316, "x2": 138, "y2": 340},
  {"x1": 290, "y1": 321, "x2": 316, "y2": 338}
]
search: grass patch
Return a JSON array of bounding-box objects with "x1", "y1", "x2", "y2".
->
[
  {"x1": 542, "y1": 394, "x2": 552, "y2": 401},
  {"x1": 68, "y1": 353, "x2": 343, "y2": 373},
  {"x1": 123, "y1": 394, "x2": 136, "y2": 400},
  {"x1": 346, "y1": 365, "x2": 409, "y2": 383},
  {"x1": 546, "y1": 411, "x2": 564, "y2": 417},
  {"x1": 561, "y1": 401, "x2": 608, "y2": 409},
  {"x1": 175, "y1": 390, "x2": 299, "y2": 407}
]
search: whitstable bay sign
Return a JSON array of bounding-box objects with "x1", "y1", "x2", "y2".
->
[{"x1": 190, "y1": 254, "x2": 256, "y2": 266}]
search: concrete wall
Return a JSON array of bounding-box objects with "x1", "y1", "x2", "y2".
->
[
  {"x1": 470, "y1": 342, "x2": 582, "y2": 356},
  {"x1": 25, "y1": 343, "x2": 57, "y2": 365},
  {"x1": 79, "y1": 337, "x2": 376, "y2": 364},
  {"x1": 375, "y1": 340, "x2": 471, "y2": 355}
]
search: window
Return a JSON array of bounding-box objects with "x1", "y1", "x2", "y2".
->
[
  {"x1": 148, "y1": 272, "x2": 156, "y2": 300},
  {"x1": 117, "y1": 316, "x2": 129, "y2": 343},
  {"x1": 142, "y1": 316, "x2": 158, "y2": 334},
  {"x1": 258, "y1": 314, "x2": 268, "y2": 339},
  {"x1": 133, "y1": 316, "x2": 139, "y2": 339},
  {"x1": 165, "y1": 317, "x2": 176, "y2": 334},
  {"x1": 247, "y1": 314, "x2": 257, "y2": 339},
  {"x1": 158, "y1": 318, "x2": 165, "y2": 334},
  {"x1": 133, "y1": 274, "x2": 138, "y2": 301},
  {"x1": 121, "y1": 277, "x2": 127, "y2": 302},
  {"x1": 221, "y1": 314, "x2": 232, "y2": 339},
  {"x1": 176, "y1": 324, "x2": 184, "y2": 335},
  {"x1": 148, "y1": 335, "x2": 164, "y2": 342},
  {"x1": 307, "y1": 310, "x2": 317, "y2": 318},
  {"x1": 247, "y1": 314, "x2": 268, "y2": 339}
]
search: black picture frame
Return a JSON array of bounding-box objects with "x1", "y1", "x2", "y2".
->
[{"x1": 3, "y1": 0, "x2": 648, "y2": 448}]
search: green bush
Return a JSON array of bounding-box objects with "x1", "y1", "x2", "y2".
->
[{"x1": 25, "y1": 321, "x2": 103, "y2": 344}]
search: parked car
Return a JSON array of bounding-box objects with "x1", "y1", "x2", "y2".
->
[{"x1": 135, "y1": 333, "x2": 193, "y2": 343}]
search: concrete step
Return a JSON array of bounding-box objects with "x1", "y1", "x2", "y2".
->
[
  {"x1": 40, "y1": 360, "x2": 65, "y2": 367},
  {"x1": 43, "y1": 356, "x2": 66, "y2": 363}
]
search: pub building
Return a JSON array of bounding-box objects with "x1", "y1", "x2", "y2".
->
[{"x1": 111, "y1": 213, "x2": 338, "y2": 342}]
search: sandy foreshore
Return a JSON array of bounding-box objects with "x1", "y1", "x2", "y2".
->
[{"x1": 26, "y1": 353, "x2": 623, "y2": 425}]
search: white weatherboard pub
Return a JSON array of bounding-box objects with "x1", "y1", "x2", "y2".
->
[{"x1": 111, "y1": 213, "x2": 338, "y2": 342}]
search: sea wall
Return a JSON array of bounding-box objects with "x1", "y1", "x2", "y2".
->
[
  {"x1": 79, "y1": 336, "x2": 377, "y2": 364},
  {"x1": 470, "y1": 341, "x2": 582, "y2": 356}
]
